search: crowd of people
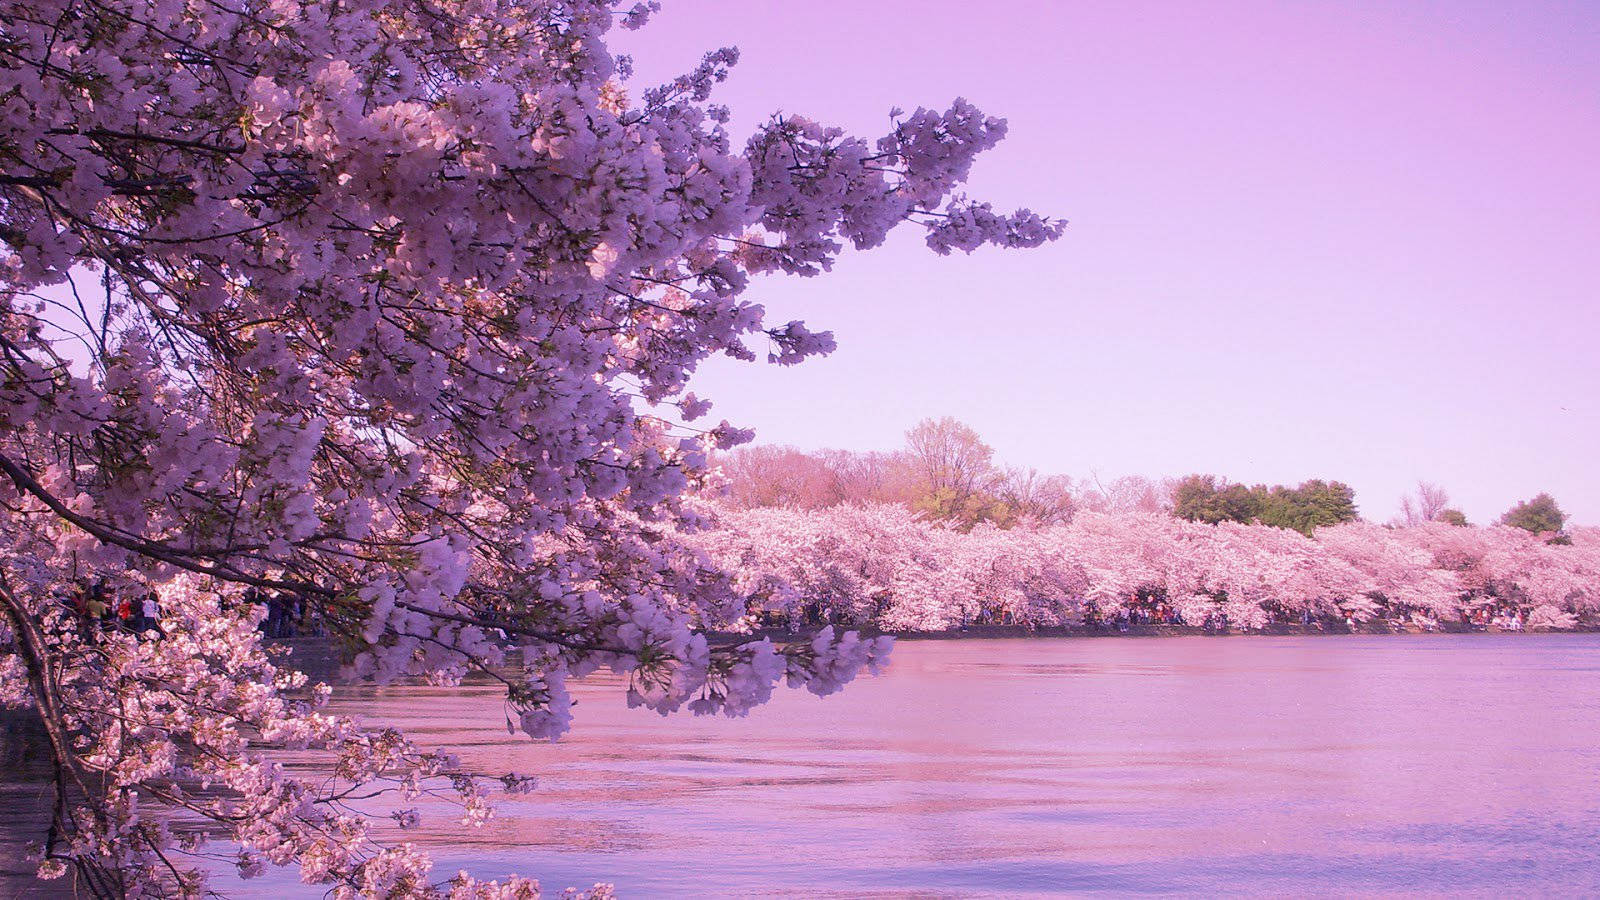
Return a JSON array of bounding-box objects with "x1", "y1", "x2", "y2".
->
[
  {"x1": 243, "y1": 587, "x2": 316, "y2": 639},
  {"x1": 1483, "y1": 607, "x2": 1526, "y2": 632},
  {"x1": 60, "y1": 580, "x2": 162, "y2": 637},
  {"x1": 1074, "y1": 594, "x2": 1533, "y2": 635},
  {"x1": 54, "y1": 581, "x2": 318, "y2": 641}
]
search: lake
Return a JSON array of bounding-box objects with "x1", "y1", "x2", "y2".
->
[{"x1": 6, "y1": 635, "x2": 1600, "y2": 896}]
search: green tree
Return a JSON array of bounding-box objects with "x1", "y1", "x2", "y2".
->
[
  {"x1": 1438, "y1": 508, "x2": 1469, "y2": 527},
  {"x1": 912, "y1": 487, "x2": 1013, "y2": 530},
  {"x1": 904, "y1": 417, "x2": 1005, "y2": 527},
  {"x1": 1500, "y1": 493, "x2": 1566, "y2": 535},
  {"x1": 1173, "y1": 475, "x2": 1357, "y2": 535},
  {"x1": 1172, "y1": 475, "x2": 1259, "y2": 524},
  {"x1": 1257, "y1": 480, "x2": 1358, "y2": 535}
]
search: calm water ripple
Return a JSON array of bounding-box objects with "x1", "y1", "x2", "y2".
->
[{"x1": 6, "y1": 635, "x2": 1599, "y2": 897}]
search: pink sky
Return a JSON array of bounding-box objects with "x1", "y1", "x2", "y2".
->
[{"x1": 619, "y1": 0, "x2": 1600, "y2": 525}]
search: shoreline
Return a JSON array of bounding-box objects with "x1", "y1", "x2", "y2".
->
[
  {"x1": 264, "y1": 623, "x2": 1600, "y2": 672},
  {"x1": 714, "y1": 622, "x2": 1599, "y2": 643}
]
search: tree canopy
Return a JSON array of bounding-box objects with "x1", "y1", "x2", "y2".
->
[
  {"x1": 716, "y1": 419, "x2": 1106, "y2": 529},
  {"x1": 1172, "y1": 475, "x2": 1359, "y2": 535},
  {"x1": 0, "y1": 0, "x2": 1060, "y2": 892},
  {"x1": 1501, "y1": 493, "x2": 1568, "y2": 536},
  {"x1": 695, "y1": 505, "x2": 1600, "y2": 633}
]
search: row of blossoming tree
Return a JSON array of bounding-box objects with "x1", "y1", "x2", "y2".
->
[
  {"x1": 691, "y1": 505, "x2": 1600, "y2": 634},
  {"x1": 0, "y1": 0, "x2": 1063, "y2": 894}
]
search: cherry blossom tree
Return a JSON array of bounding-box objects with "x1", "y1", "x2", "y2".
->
[
  {"x1": 0, "y1": 0, "x2": 1063, "y2": 893},
  {"x1": 698, "y1": 505, "x2": 1598, "y2": 638}
]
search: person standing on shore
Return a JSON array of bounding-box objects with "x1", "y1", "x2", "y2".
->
[
  {"x1": 141, "y1": 592, "x2": 161, "y2": 636},
  {"x1": 68, "y1": 587, "x2": 93, "y2": 641}
]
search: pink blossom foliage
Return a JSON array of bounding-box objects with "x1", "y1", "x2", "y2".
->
[
  {"x1": 0, "y1": 0, "x2": 1058, "y2": 893},
  {"x1": 690, "y1": 507, "x2": 1600, "y2": 632}
]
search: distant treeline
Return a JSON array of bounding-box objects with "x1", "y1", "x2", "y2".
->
[
  {"x1": 688, "y1": 505, "x2": 1600, "y2": 635},
  {"x1": 714, "y1": 417, "x2": 1573, "y2": 539}
]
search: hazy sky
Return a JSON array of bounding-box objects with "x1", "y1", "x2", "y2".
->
[{"x1": 619, "y1": 0, "x2": 1600, "y2": 525}]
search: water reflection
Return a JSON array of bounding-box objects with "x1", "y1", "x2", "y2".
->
[
  {"x1": 8, "y1": 636, "x2": 1600, "y2": 897},
  {"x1": 0, "y1": 712, "x2": 59, "y2": 896}
]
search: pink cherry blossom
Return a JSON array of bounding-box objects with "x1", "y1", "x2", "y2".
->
[
  {"x1": 689, "y1": 505, "x2": 1600, "y2": 634},
  {"x1": 0, "y1": 0, "x2": 1058, "y2": 892}
]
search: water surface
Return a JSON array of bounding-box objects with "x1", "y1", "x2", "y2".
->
[{"x1": 10, "y1": 635, "x2": 1600, "y2": 896}]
